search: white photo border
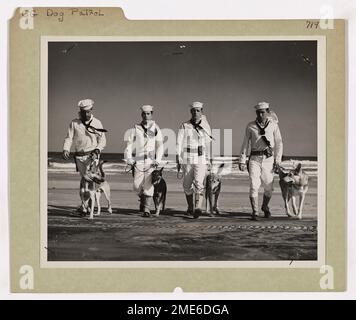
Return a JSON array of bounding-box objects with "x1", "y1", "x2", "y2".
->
[{"x1": 40, "y1": 35, "x2": 326, "y2": 269}]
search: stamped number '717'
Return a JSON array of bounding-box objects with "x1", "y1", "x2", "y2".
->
[{"x1": 306, "y1": 21, "x2": 320, "y2": 29}]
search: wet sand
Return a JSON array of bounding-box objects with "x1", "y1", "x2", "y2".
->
[{"x1": 47, "y1": 172, "x2": 318, "y2": 261}]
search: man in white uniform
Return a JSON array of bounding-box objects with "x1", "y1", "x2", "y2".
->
[
  {"x1": 176, "y1": 101, "x2": 212, "y2": 218},
  {"x1": 124, "y1": 105, "x2": 163, "y2": 217},
  {"x1": 62, "y1": 99, "x2": 107, "y2": 213},
  {"x1": 239, "y1": 101, "x2": 283, "y2": 220}
]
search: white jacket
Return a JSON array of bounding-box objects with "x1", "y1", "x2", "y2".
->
[
  {"x1": 63, "y1": 115, "x2": 106, "y2": 153},
  {"x1": 240, "y1": 119, "x2": 283, "y2": 164},
  {"x1": 176, "y1": 115, "x2": 212, "y2": 164},
  {"x1": 124, "y1": 121, "x2": 163, "y2": 162}
]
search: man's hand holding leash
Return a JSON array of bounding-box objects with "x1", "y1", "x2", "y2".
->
[
  {"x1": 239, "y1": 162, "x2": 247, "y2": 172},
  {"x1": 62, "y1": 150, "x2": 70, "y2": 160},
  {"x1": 273, "y1": 160, "x2": 281, "y2": 174},
  {"x1": 91, "y1": 148, "x2": 100, "y2": 160},
  {"x1": 126, "y1": 158, "x2": 135, "y2": 167},
  {"x1": 176, "y1": 155, "x2": 183, "y2": 179},
  {"x1": 151, "y1": 160, "x2": 160, "y2": 168}
]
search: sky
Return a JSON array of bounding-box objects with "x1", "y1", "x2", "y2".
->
[{"x1": 48, "y1": 40, "x2": 317, "y2": 156}]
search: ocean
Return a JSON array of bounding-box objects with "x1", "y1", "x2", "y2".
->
[
  {"x1": 48, "y1": 152, "x2": 317, "y2": 163},
  {"x1": 48, "y1": 152, "x2": 318, "y2": 176}
]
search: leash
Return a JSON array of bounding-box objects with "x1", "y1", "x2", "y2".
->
[
  {"x1": 135, "y1": 163, "x2": 157, "y2": 173},
  {"x1": 124, "y1": 161, "x2": 163, "y2": 175},
  {"x1": 124, "y1": 164, "x2": 135, "y2": 175},
  {"x1": 276, "y1": 164, "x2": 287, "y2": 171},
  {"x1": 273, "y1": 163, "x2": 283, "y2": 174}
]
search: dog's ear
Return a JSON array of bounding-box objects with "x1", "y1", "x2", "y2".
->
[
  {"x1": 160, "y1": 167, "x2": 164, "y2": 174},
  {"x1": 278, "y1": 167, "x2": 288, "y2": 176},
  {"x1": 216, "y1": 163, "x2": 225, "y2": 176},
  {"x1": 295, "y1": 163, "x2": 302, "y2": 174}
]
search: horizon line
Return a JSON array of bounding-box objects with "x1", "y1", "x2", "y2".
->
[{"x1": 48, "y1": 151, "x2": 318, "y2": 158}]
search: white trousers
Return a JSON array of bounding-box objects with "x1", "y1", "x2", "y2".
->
[
  {"x1": 182, "y1": 163, "x2": 207, "y2": 195},
  {"x1": 75, "y1": 154, "x2": 96, "y2": 208},
  {"x1": 75, "y1": 154, "x2": 92, "y2": 177},
  {"x1": 248, "y1": 156, "x2": 274, "y2": 198},
  {"x1": 133, "y1": 160, "x2": 154, "y2": 197}
]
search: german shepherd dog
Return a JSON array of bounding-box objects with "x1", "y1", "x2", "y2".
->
[
  {"x1": 278, "y1": 163, "x2": 309, "y2": 219},
  {"x1": 80, "y1": 158, "x2": 112, "y2": 220},
  {"x1": 151, "y1": 167, "x2": 167, "y2": 217},
  {"x1": 205, "y1": 163, "x2": 224, "y2": 216}
]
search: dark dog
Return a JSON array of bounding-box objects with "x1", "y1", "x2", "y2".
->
[
  {"x1": 205, "y1": 163, "x2": 224, "y2": 216},
  {"x1": 278, "y1": 163, "x2": 309, "y2": 219},
  {"x1": 151, "y1": 167, "x2": 167, "y2": 217}
]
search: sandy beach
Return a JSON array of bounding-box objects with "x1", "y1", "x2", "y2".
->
[{"x1": 47, "y1": 171, "x2": 317, "y2": 261}]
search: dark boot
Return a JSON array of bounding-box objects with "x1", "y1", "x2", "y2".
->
[
  {"x1": 262, "y1": 195, "x2": 272, "y2": 218},
  {"x1": 139, "y1": 195, "x2": 144, "y2": 212},
  {"x1": 142, "y1": 195, "x2": 152, "y2": 217},
  {"x1": 249, "y1": 196, "x2": 259, "y2": 221},
  {"x1": 193, "y1": 193, "x2": 204, "y2": 219},
  {"x1": 185, "y1": 194, "x2": 194, "y2": 215}
]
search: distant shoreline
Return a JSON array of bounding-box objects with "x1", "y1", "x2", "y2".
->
[
  {"x1": 47, "y1": 152, "x2": 318, "y2": 177},
  {"x1": 48, "y1": 151, "x2": 317, "y2": 163}
]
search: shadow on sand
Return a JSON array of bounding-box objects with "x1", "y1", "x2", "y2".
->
[{"x1": 48, "y1": 205, "x2": 310, "y2": 222}]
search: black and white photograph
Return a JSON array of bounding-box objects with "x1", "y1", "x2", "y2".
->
[{"x1": 43, "y1": 38, "x2": 324, "y2": 265}]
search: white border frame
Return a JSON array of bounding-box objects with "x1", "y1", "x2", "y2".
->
[{"x1": 40, "y1": 35, "x2": 326, "y2": 269}]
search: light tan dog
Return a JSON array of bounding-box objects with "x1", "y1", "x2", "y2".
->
[
  {"x1": 278, "y1": 163, "x2": 309, "y2": 219},
  {"x1": 80, "y1": 159, "x2": 112, "y2": 220}
]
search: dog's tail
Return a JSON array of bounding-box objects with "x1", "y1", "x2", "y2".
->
[{"x1": 217, "y1": 163, "x2": 225, "y2": 175}]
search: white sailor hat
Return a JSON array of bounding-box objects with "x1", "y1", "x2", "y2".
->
[
  {"x1": 254, "y1": 101, "x2": 270, "y2": 111},
  {"x1": 190, "y1": 101, "x2": 204, "y2": 110},
  {"x1": 78, "y1": 99, "x2": 94, "y2": 110},
  {"x1": 140, "y1": 105, "x2": 154, "y2": 112}
]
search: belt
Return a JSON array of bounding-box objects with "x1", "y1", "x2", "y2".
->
[
  {"x1": 250, "y1": 150, "x2": 267, "y2": 156},
  {"x1": 184, "y1": 147, "x2": 204, "y2": 153},
  {"x1": 134, "y1": 153, "x2": 155, "y2": 161},
  {"x1": 74, "y1": 150, "x2": 95, "y2": 157}
]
